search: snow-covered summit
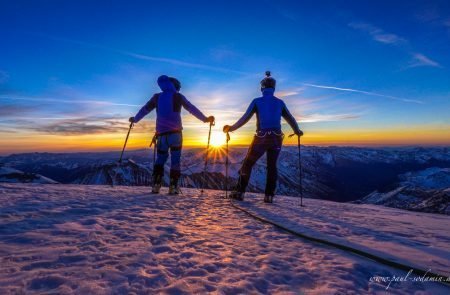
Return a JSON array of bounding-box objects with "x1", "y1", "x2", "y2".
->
[
  {"x1": 71, "y1": 159, "x2": 152, "y2": 186},
  {"x1": 0, "y1": 183, "x2": 448, "y2": 294},
  {"x1": 357, "y1": 167, "x2": 450, "y2": 215},
  {"x1": 399, "y1": 167, "x2": 450, "y2": 189}
]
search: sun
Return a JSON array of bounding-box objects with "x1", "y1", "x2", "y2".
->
[{"x1": 209, "y1": 131, "x2": 225, "y2": 148}]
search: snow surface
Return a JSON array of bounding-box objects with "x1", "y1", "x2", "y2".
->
[
  {"x1": 0, "y1": 183, "x2": 449, "y2": 294},
  {"x1": 236, "y1": 194, "x2": 450, "y2": 277}
]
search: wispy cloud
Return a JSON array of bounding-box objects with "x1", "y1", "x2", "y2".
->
[
  {"x1": 348, "y1": 22, "x2": 443, "y2": 69},
  {"x1": 300, "y1": 113, "x2": 361, "y2": 123},
  {"x1": 0, "y1": 94, "x2": 140, "y2": 107},
  {"x1": 28, "y1": 115, "x2": 130, "y2": 135},
  {"x1": 348, "y1": 22, "x2": 405, "y2": 45},
  {"x1": 277, "y1": 87, "x2": 305, "y2": 98},
  {"x1": 122, "y1": 51, "x2": 249, "y2": 75},
  {"x1": 303, "y1": 83, "x2": 424, "y2": 104},
  {"x1": 0, "y1": 104, "x2": 36, "y2": 117},
  {"x1": 407, "y1": 53, "x2": 442, "y2": 68},
  {"x1": 31, "y1": 33, "x2": 250, "y2": 75}
]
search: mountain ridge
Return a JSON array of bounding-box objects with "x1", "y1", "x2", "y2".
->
[{"x1": 1, "y1": 146, "x2": 449, "y2": 214}]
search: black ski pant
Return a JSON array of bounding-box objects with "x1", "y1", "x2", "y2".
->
[{"x1": 235, "y1": 134, "x2": 283, "y2": 196}]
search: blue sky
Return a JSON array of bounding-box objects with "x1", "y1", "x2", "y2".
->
[{"x1": 0, "y1": 0, "x2": 449, "y2": 153}]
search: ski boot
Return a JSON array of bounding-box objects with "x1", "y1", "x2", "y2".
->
[
  {"x1": 168, "y1": 170, "x2": 181, "y2": 195},
  {"x1": 264, "y1": 194, "x2": 274, "y2": 203},
  {"x1": 229, "y1": 191, "x2": 244, "y2": 201},
  {"x1": 151, "y1": 172, "x2": 163, "y2": 194},
  {"x1": 168, "y1": 178, "x2": 181, "y2": 195},
  {"x1": 151, "y1": 165, "x2": 164, "y2": 194},
  {"x1": 168, "y1": 184, "x2": 181, "y2": 195},
  {"x1": 152, "y1": 175, "x2": 162, "y2": 194}
]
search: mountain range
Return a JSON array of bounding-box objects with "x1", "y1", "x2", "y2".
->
[{"x1": 1, "y1": 146, "x2": 449, "y2": 214}]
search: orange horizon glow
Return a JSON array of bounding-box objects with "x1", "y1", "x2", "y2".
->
[{"x1": 1, "y1": 125, "x2": 449, "y2": 155}]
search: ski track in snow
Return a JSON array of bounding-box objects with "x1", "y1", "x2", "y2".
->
[
  {"x1": 236, "y1": 194, "x2": 450, "y2": 278},
  {"x1": 0, "y1": 183, "x2": 448, "y2": 294}
]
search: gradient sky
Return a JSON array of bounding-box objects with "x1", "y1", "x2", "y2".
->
[{"x1": 1, "y1": 0, "x2": 449, "y2": 154}]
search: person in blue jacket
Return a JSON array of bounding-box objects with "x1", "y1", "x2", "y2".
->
[
  {"x1": 130, "y1": 75, "x2": 214, "y2": 195},
  {"x1": 223, "y1": 71, "x2": 303, "y2": 203}
]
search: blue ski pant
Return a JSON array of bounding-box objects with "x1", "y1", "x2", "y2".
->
[{"x1": 154, "y1": 132, "x2": 182, "y2": 179}]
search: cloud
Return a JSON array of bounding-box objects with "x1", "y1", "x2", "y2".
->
[
  {"x1": 0, "y1": 104, "x2": 36, "y2": 117},
  {"x1": 300, "y1": 113, "x2": 361, "y2": 123},
  {"x1": 32, "y1": 33, "x2": 250, "y2": 75},
  {"x1": 0, "y1": 94, "x2": 141, "y2": 107},
  {"x1": 0, "y1": 111, "x2": 139, "y2": 136},
  {"x1": 348, "y1": 22, "x2": 443, "y2": 70},
  {"x1": 122, "y1": 51, "x2": 249, "y2": 75},
  {"x1": 277, "y1": 87, "x2": 305, "y2": 98},
  {"x1": 348, "y1": 22, "x2": 405, "y2": 45},
  {"x1": 407, "y1": 53, "x2": 442, "y2": 68},
  {"x1": 303, "y1": 83, "x2": 423, "y2": 104},
  {"x1": 29, "y1": 115, "x2": 130, "y2": 135}
]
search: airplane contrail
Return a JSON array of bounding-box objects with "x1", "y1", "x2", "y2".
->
[{"x1": 303, "y1": 83, "x2": 423, "y2": 104}]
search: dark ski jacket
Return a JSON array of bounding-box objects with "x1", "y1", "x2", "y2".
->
[
  {"x1": 133, "y1": 75, "x2": 208, "y2": 134},
  {"x1": 229, "y1": 88, "x2": 300, "y2": 134}
]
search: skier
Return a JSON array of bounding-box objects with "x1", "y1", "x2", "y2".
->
[
  {"x1": 129, "y1": 75, "x2": 215, "y2": 195},
  {"x1": 223, "y1": 71, "x2": 303, "y2": 203}
]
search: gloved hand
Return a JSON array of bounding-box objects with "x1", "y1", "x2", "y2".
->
[
  {"x1": 296, "y1": 129, "x2": 304, "y2": 136},
  {"x1": 129, "y1": 117, "x2": 135, "y2": 123},
  {"x1": 206, "y1": 116, "x2": 215, "y2": 124},
  {"x1": 223, "y1": 125, "x2": 231, "y2": 133}
]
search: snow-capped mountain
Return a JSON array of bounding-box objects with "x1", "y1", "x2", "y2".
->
[
  {"x1": 356, "y1": 167, "x2": 450, "y2": 215},
  {"x1": 0, "y1": 166, "x2": 58, "y2": 184},
  {"x1": 1, "y1": 146, "x2": 449, "y2": 213},
  {"x1": 71, "y1": 159, "x2": 152, "y2": 186}
]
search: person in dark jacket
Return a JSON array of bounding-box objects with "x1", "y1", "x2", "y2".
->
[
  {"x1": 223, "y1": 71, "x2": 303, "y2": 203},
  {"x1": 130, "y1": 75, "x2": 214, "y2": 195}
]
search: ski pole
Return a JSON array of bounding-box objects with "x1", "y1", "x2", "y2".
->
[
  {"x1": 289, "y1": 133, "x2": 304, "y2": 206},
  {"x1": 225, "y1": 132, "x2": 230, "y2": 198},
  {"x1": 119, "y1": 122, "x2": 134, "y2": 163},
  {"x1": 201, "y1": 120, "x2": 215, "y2": 193},
  {"x1": 297, "y1": 135, "x2": 304, "y2": 206}
]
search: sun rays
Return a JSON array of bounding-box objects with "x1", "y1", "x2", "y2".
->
[{"x1": 209, "y1": 131, "x2": 226, "y2": 148}]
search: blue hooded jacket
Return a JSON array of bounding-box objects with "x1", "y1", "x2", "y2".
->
[
  {"x1": 133, "y1": 75, "x2": 208, "y2": 134},
  {"x1": 229, "y1": 88, "x2": 300, "y2": 134}
]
